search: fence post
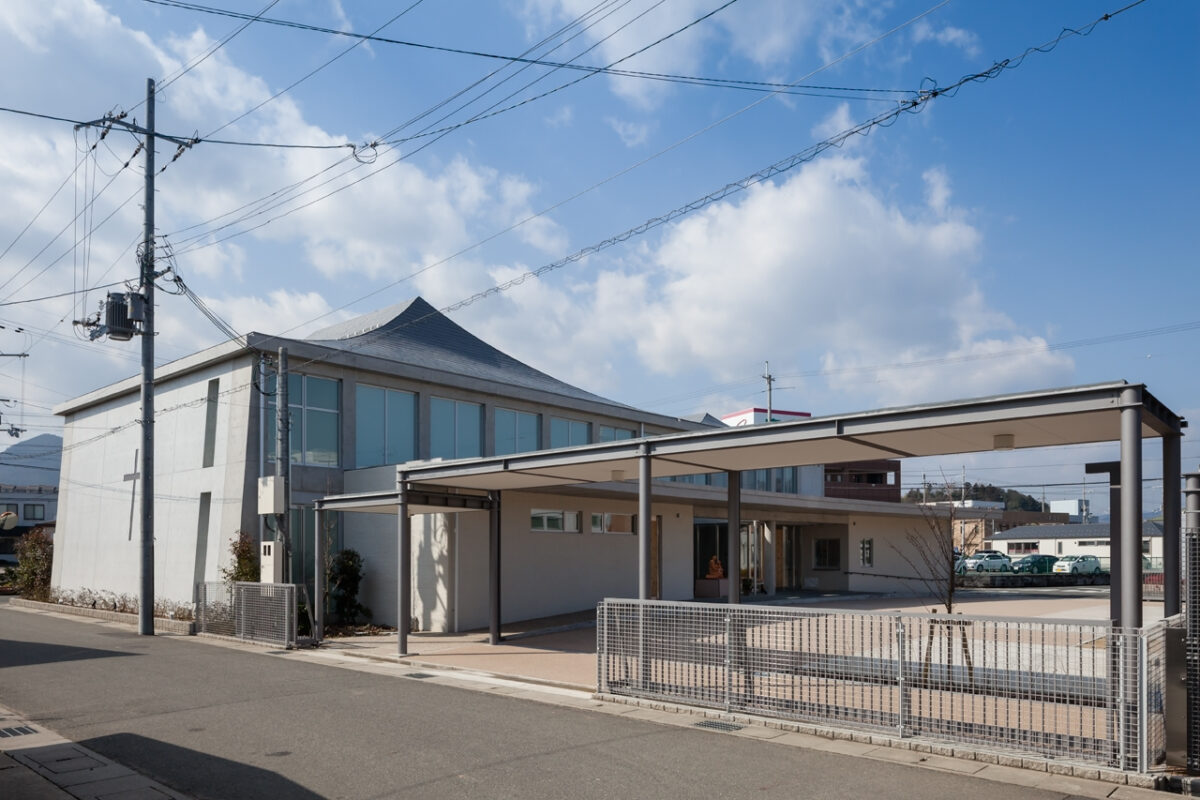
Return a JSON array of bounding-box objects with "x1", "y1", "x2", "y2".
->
[
  {"x1": 724, "y1": 613, "x2": 732, "y2": 713},
  {"x1": 896, "y1": 614, "x2": 908, "y2": 738},
  {"x1": 1139, "y1": 630, "x2": 1149, "y2": 771}
]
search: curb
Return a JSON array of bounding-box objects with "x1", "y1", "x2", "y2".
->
[{"x1": 8, "y1": 597, "x2": 195, "y2": 635}]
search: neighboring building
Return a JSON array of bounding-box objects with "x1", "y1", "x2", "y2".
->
[
  {"x1": 824, "y1": 459, "x2": 901, "y2": 503},
  {"x1": 52, "y1": 297, "x2": 955, "y2": 629},
  {"x1": 1050, "y1": 498, "x2": 1093, "y2": 523},
  {"x1": 985, "y1": 520, "x2": 1164, "y2": 563}
]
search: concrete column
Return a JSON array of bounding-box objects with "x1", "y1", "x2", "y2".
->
[
  {"x1": 727, "y1": 471, "x2": 741, "y2": 604},
  {"x1": 1120, "y1": 386, "x2": 1143, "y2": 628},
  {"x1": 489, "y1": 491, "x2": 502, "y2": 645},
  {"x1": 398, "y1": 479, "x2": 411, "y2": 656},
  {"x1": 1163, "y1": 434, "x2": 1182, "y2": 616},
  {"x1": 763, "y1": 521, "x2": 777, "y2": 596},
  {"x1": 314, "y1": 506, "x2": 325, "y2": 642},
  {"x1": 638, "y1": 443, "x2": 651, "y2": 600}
]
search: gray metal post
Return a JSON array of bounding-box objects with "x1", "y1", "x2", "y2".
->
[
  {"x1": 1163, "y1": 434, "x2": 1182, "y2": 616},
  {"x1": 1185, "y1": 472, "x2": 1200, "y2": 773},
  {"x1": 276, "y1": 347, "x2": 290, "y2": 580},
  {"x1": 489, "y1": 491, "x2": 502, "y2": 645},
  {"x1": 1120, "y1": 386, "x2": 1143, "y2": 628},
  {"x1": 1089, "y1": 462, "x2": 1121, "y2": 623},
  {"x1": 138, "y1": 78, "x2": 156, "y2": 637},
  {"x1": 638, "y1": 443, "x2": 651, "y2": 600},
  {"x1": 727, "y1": 470, "x2": 741, "y2": 604},
  {"x1": 398, "y1": 478, "x2": 411, "y2": 657},
  {"x1": 314, "y1": 506, "x2": 324, "y2": 642}
]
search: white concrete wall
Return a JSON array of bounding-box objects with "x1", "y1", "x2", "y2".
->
[
  {"x1": 339, "y1": 475, "x2": 694, "y2": 632},
  {"x1": 845, "y1": 513, "x2": 950, "y2": 597},
  {"x1": 53, "y1": 357, "x2": 256, "y2": 604}
]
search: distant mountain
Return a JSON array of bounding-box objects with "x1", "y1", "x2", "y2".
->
[{"x1": 0, "y1": 433, "x2": 62, "y2": 486}]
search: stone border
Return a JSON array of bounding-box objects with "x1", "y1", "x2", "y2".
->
[
  {"x1": 595, "y1": 692, "x2": 1164, "y2": 791},
  {"x1": 8, "y1": 597, "x2": 195, "y2": 635}
]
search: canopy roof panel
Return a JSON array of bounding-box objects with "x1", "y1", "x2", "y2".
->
[{"x1": 344, "y1": 381, "x2": 1184, "y2": 495}]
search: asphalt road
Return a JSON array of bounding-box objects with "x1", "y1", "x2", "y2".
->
[{"x1": 0, "y1": 601, "x2": 1079, "y2": 800}]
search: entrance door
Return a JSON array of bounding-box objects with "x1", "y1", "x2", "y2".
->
[{"x1": 778, "y1": 525, "x2": 801, "y2": 590}]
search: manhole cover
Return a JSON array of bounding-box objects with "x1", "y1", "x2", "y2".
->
[
  {"x1": 693, "y1": 720, "x2": 743, "y2": 733},
  {"x1": 0, "y1": 726, "x2": 37, "y2": 738}
]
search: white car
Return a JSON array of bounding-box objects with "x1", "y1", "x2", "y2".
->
[
  {"x1": 962, "y1": 552, "x2": 1012, "y2": 572},
  {"x1": 1053, "y1": 555, "x2": 1103, "y2": 574}
]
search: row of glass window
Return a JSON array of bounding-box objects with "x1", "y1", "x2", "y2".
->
[
  {"x1": 530, "y1": 509, "x2": 637, "y2": 534},
  {"x1": 265, "y1": 374, "x2": 637, "y2": 468},
  {"x1": 0, "y1": 502, "x2": 46, "y2": 520}
]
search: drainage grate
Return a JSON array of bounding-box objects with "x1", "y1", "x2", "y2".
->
[
  {"x1": 405, "y1": 672, "x2": 434, "y2": 680},
  {"x1": 693, "y1": 720, "x2": 744, "y2": 733},
  {"x1": 0, "y1": 726, "x2": 37, "y2": 738}
]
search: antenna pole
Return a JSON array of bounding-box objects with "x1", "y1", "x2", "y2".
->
[{"x1": 138, "y1": 78, "x2": 156, "y2": 636}]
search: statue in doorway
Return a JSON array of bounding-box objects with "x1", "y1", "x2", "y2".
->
[{"x1": 706, "y1": 554, "x2": 725, "y2": 579}]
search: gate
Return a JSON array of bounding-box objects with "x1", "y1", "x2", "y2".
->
[{"x1": 196, "y1": 581, "x2": 298, "y2": 648}]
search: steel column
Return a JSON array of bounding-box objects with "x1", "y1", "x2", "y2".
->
[
  {"x1": 314, "y1": 506, "x2": 324, "y2": 642},
  {"x1": 1120, "y1": 386, "x2": 1143, "y2": 628},
  {"x1": 638, "y1": 443, "x2": 651, "y2": 600},
  {"x1": 727, "y1": 470, "x2": 741, "y2": 604},
  {"x1": 1184, "y1": 472, "x2": 1200, "y2": 773},
  {"x1": 1087, "y1": 462, "x2": 1121, "y2": 623},
  {"x1": 489, "y1": 490, "x2": 502, "y2": 645},
  {"x1": 398, "y1": 479, "x2": 411, "y2": 657},
  {"x1": 1163, "y1": 434, "x2": 1182, "y2": 616}
]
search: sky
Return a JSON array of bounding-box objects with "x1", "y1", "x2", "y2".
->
[{"x1": 0, "y1": 0, "x2": 1196, "y2": 513}]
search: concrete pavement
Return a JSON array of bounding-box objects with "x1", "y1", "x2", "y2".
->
[{"x1": 0, "y1": 591, "x2": 1177, "y2": 799}]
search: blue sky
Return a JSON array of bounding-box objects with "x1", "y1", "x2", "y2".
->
[{"x1": 0, "y1": 0, "x2": 1196, "y2": 512}]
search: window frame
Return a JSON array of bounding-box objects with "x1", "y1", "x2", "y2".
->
[
  {"x1": 355, "y1": 384, "x2": 417, "y2": 467},
  {"x1": 495, "y1": 407, "x2": 540, "y2": 456},
  {"x1": 430, "y1": 397, "x2": 483, "y2": 460},
  {"x1": 23, "y1": 503, "x2": 45, "y2": 521},
  {"x1": 814, "y1": 537, "x2": 841, "y2": 571},
  {"x1": 531, "y1": 509, "x2": 581, "y2": 534}
]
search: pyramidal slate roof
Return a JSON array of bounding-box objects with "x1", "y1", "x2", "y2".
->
[{"x1": 306, "y1": 297, "x2": 632, "y2": 409}]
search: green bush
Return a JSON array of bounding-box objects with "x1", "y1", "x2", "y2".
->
[
  {"x1": 221, "y1": 530, "x2": 259, "y2": 584},
  {"x1": 328, "y1": 549, "x2": 371, "y2": 625},
  {"x1": 15, "y1": 527, "x2": 53, "y2": 601}
]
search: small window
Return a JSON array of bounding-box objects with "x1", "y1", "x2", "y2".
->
[
  {"x1": 859, "y1": 538, "x2": 873, "y2": 567},
  {"x1": 495, "y1": 408, "x2": 540, "y2": 455},
  {"x1": 592, "y1": 512, "x2": 635, "y2": 534},
  {"x1": 24, "y1": 504, "x2": 45, "y2": 521},
  {"x1": 550, "y1": 417, "x2": 590, "y2": 448},
  {"x1": 598, "y1": 425, "x2": 634, "y2": 442},
  {"x1": 0, "y1": 503, "x2": 16, "y2": 514},
  {"x1": 814, "y1": 538, "x2": 840, "y2": 570},
  {"x1": 531, "y1": 509, "x2": 580, "y2": 533}
]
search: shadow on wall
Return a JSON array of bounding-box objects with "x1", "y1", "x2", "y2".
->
[
  {"x1": 415, "y1": 514, "x2": 452, "y2": 633},
  {"x1": 78, "y1": 734, "x2": 324, "y2": 800}
]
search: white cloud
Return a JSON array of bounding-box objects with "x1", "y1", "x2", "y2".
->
[
  {"x1": 606, "y1": 117, "x2": 652, "y2": 147},
  {"x1": 518, "y1": 0, "x2": 859, "y2": 108},
  {"x1": 467, "y1": 155, "x2": 1073, "y2": 408},
  {"x1": 545, "y1": 105, "x2": 573, "y2": 127},
  {"x1": 923, "y1": 166, "x2": 951, "y2": 216},
  {"x1": 912, "y1": 21, "x2": 982, "y2": 59}
]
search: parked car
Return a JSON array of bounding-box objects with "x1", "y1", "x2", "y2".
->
[
  {"x1": 1053, "y1": 555, "x2": 1103, "y2": 574},
  {"x1": 1012, "y1": 554, "x2": 1058, "y2": 574},
  {"x1": 962, "y1": 551, "x2": 1012, "y2": 572}
]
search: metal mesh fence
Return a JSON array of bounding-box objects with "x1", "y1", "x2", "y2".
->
[
  {"x1": 196, "y1": 581, "x2": 297, "y2": 648},
  {"x1": 598, "y1": 599, "x2": 1171, "y2": 770}
]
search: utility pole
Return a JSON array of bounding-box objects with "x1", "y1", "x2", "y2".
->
[
  {"x1": 276, "y1": 347, "x2": 291, "y2": 581},
  {"x1": 137, "y1": 78, "x2": 156, "y2": 637},
  {"x1": 762, "y1": 361, "x2": 774, "y2": 423},
  {"x1": 72, "y1": 80, "x2": 194, "y2": 635}
]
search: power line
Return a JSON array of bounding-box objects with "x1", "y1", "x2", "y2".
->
[{"x1": 142, "y1": 0, "x2": 917, "y2": 101}]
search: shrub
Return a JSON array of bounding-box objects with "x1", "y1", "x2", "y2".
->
[
  {"x1": 15, "y1": 527, "x2": 53, "y2": 601},
  {"x1": 221, "y1": 530, "x2": 259, "y2": 584},
  {"x1": 328, "y1": 549, "x2": 371, "y2": 625}
]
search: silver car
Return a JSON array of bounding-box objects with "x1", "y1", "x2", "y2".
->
[
  {"x1": 962, "y1": 552, "x2": 1012, "y2": 572},
  {"x1": 1053, "y1": 555, "x2": 1103, "y2": 574}
]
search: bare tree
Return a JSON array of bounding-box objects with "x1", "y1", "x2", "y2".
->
[{"x1": 891, "y1": 500, "x2": 958, "y2": 613}]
